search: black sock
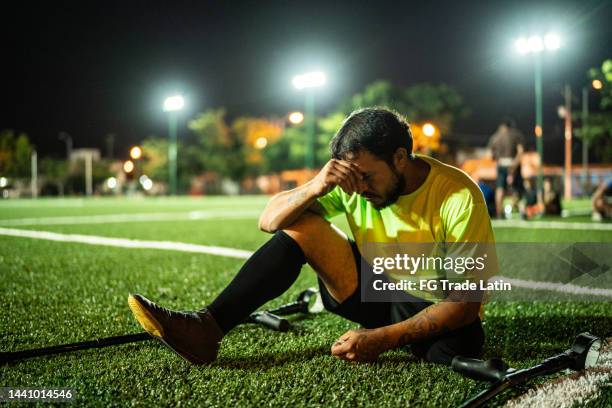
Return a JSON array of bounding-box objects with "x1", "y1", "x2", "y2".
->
[{"x1": 206, "y1": 230, "x2": 306, "y2": 333}]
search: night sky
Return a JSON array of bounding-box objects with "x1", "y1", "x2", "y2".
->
[{"x1": 3, "y1": 0, "x2": 611, "y2": 163}]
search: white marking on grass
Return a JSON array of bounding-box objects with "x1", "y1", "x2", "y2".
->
[
  {"x1": 504, "y1": 338, "x2": 612, "y2": 408},
  {"x1": 0, "y1": 210, "x2": 260, "y2": 226},
  {"x1": 0, "y1": 196, "x2": 268, "y2": 208},
  {"x1": 491, "y1": 277, "x2": 612, "y2": 298},
  {"x1": 1, "y1": 227, "x2": 611, "y2": 300},
  {"x1": 0, "y1": 227, "x2": 254, "y2": 259},
  {"x1": 492, "y1": 219, "x2": 612, "y2": 231}
]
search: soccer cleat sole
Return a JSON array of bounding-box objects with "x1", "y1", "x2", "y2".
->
[{"x1": 128, "y1": 294, "x2": 165, "y2": 338}]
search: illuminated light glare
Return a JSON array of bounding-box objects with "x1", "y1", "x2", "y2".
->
[
  {"x1": 527, "y1": 36, "x2": 544, "y2": 53},
  {"x1": 106, "y1": 177, "x2": 117, "y2": 189},
  {"x1": 544, "y1": 33, "x2": 561, "y2": 51},
  {"x1": 255, "y1": 137, "x2": 268, "y2": 149},
  {"x1": 535, "y1": 125, "x2": 543, "y2": 137},
  {"x1": 130, "y1": 146, "x2": 142, "y2": 160},
  {"x1": 0, "y1": 177, "x2": 7, "y2": 188},
  {"x1": 592, "y1": 79, "x2": 603, "y2": 90},
  {"x1": 123, "y1": 160, "x2": 135, "y2": 173},
  {"x1": 142, "y1": 178, "x2": 153, "y2": 191},
  {"x1": 139, "y1": 175, "x2": 150, "y2": 185},
  {"x1": 288, "y1": 111, "x2": 304, "y2": 124},
  {"x1": 422, "y1": 123, "x2": 436, "y2": 137},
  {"x1": 515, "y1": 37, "x2": 530, "y2": 54},
  {"x1": 163, "y1": 95, "x2": 185, "y2": 112},
  {"x1": 292, "y1": 71, "x2": 326, "y2": 90}
]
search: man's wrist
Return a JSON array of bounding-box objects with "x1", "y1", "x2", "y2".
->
[
  {"x1": 305, "y1": 179, "x2": 325, "y2": 199},
  {"x1": 375, "y1": 326, "x2": 402, "y2": 350}
]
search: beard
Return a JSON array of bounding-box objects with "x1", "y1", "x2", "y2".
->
[{"x1": 372, "y1": 169, "x2": 406, "y2": 210}]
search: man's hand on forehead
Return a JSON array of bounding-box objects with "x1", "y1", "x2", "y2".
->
[
  {"x1": 311, "y1": 159, "x2": 365, "y2": 197},
  {"x1": 333, "y1": 159, "x2": 364, "y2": 194}
]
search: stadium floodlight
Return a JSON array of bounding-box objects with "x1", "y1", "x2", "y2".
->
[
  {"x1": 514, "y1": 37, "x2": 530, "y2": 55},
  {"x1": 130, "y1": 146, "x2": 142, "y2": 160},
  {"x1": 163, "y1": 95, "x2": 184, "y2": 195},
  {"x1": 292, "y1": 71, "x2": 326, "y2": 169},
  {"x1": 514, "y1": 32, "x2": 563, "y2": 196},
  {"x1": 544, "y1": 33, "x2": 561, "y2": 51},
  {"x1": 527, "y1": 36, "x2": 544, "y2": 53},
  {"x1": 163, "y1": 95, "x2": 185, "y2": 112},
  {"x1": 515, "y1": 33, "x2": 561, "y2": 55},
  {"x1": 292, "y1": 71, "x2": 326, "y2": 90},
  {"x1": 288, "y1": 111, "x2": 305, "y2": 125}
]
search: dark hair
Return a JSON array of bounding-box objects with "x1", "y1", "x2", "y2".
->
[
  {"x1": 330, "y1": 107, "x2": 413, "y2": 164},
  {"x1": 500, "y1": 117, "x2": 517, "y2": 128}
]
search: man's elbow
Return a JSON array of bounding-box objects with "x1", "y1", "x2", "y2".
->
[
  {"x1": 258, "y1": 216, "x2": 278, "y2": 233},
  {"x1": 448, "y1": 291, "x2": 482, "y2": 324}
]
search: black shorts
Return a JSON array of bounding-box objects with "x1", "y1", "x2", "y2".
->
[
  {"x1": 496, "y1": 164, "x2": 524, "y2": 195},
  {"x1": 317, "y1": 240, "x2": 485, "y2": 365}
]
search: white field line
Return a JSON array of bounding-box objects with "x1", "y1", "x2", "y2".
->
[
  {"x1": 0, "y1": 227, "x2": 254, "y2": 259},
  {"x1": 0, "y1": 210, "x2": 260, "y2": 226},
  {"x1": 504, "y1": 338, "x2": 612, "y2": 408},
  {"x1": 1, "y1": 227, "x2": 611, "y2": 299},
  {"x1": 492, "y1": 219, "x2": 612, "y2": 231},
  {"x1": 2, "y1": 211, "x2": 608, "y2": 230},
  {"x1": 0, "y1": 196, "x2": 268, "y2": 208},
  {"x1": 490, "y1": 277, "x2": 612, "y2": 298}
]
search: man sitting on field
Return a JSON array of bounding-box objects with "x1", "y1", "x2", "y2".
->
[{"x1": 128, "y1": 107, "x2": 495, "y2": 365}]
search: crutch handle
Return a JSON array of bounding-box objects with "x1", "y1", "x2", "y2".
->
[
  {"x1": 452, "y1": 356, "x2": 508, "y2": 382},
  {"x1": 248, "y1": 311, "x2": 290, "y2": 332}
]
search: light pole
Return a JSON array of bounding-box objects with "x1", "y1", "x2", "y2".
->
[
  {"x1": 515, "y1": 33, "x2": 561, "y2": 195},
  {"x1": 580, "y1": 80, "x2": 604, "y2": 194},
  {"x1": 163, "y1": 95, "x2": 184, "y2": 195},
  {"x1": 292, "y1": 71, "x2": 326, "y2": 169},
  {"x1": 58, "y1": 131, "x2": 73, "y2": 159}
]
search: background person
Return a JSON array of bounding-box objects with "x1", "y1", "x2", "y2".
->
[
  {"x1": 521, "y1": 177, "x2": 540, "y2": 219},
  {"x1": 487, "y1": 118, "x2": 525, "y2": 218},
  {"x1": 592, "y1": 178, "x2": 612, "y2": 221},
  {"x1": 542, "y1": 178, "x2": 562, "y2": 216}
]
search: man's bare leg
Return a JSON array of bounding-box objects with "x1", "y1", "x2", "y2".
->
[
  {"x1": 281, "y1": 212, "x2": 357, "y2": 304},
  {"x1": 495, "y1": 187, "x2": 504, "y2": 218}
]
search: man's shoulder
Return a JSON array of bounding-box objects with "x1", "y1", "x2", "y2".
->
[
  {"x1": 421, "y1": 156, "x2": 484, "y2": 206},
  {"x1": 421, "y1": 156, "x2": 477, "y2": 188}
]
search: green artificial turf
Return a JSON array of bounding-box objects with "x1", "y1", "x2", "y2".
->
[{"x1": 1, "y1": 197, "x2": 611, "y2": 407}]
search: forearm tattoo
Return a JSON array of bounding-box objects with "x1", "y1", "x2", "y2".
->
[
  {"x1": 395, "y1": 306, "x2": 447, "y2": 346},
  {"x1": 287, "y1": 190, "x2": 307, "y2": 205},
  {"x1": 395, "y1": 299, "x2": 477, "y2": 347}
]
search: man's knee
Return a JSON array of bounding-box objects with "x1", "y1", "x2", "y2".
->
[
  {"x1": 281, "y1": 212, "x2": 357, "y2": 303},
  {"x1": 282, "y1": 211, "x2": 329, "y2": 237},
  {"x1": 281, "y1": 212, "x2": 348, "y2": 253}
]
